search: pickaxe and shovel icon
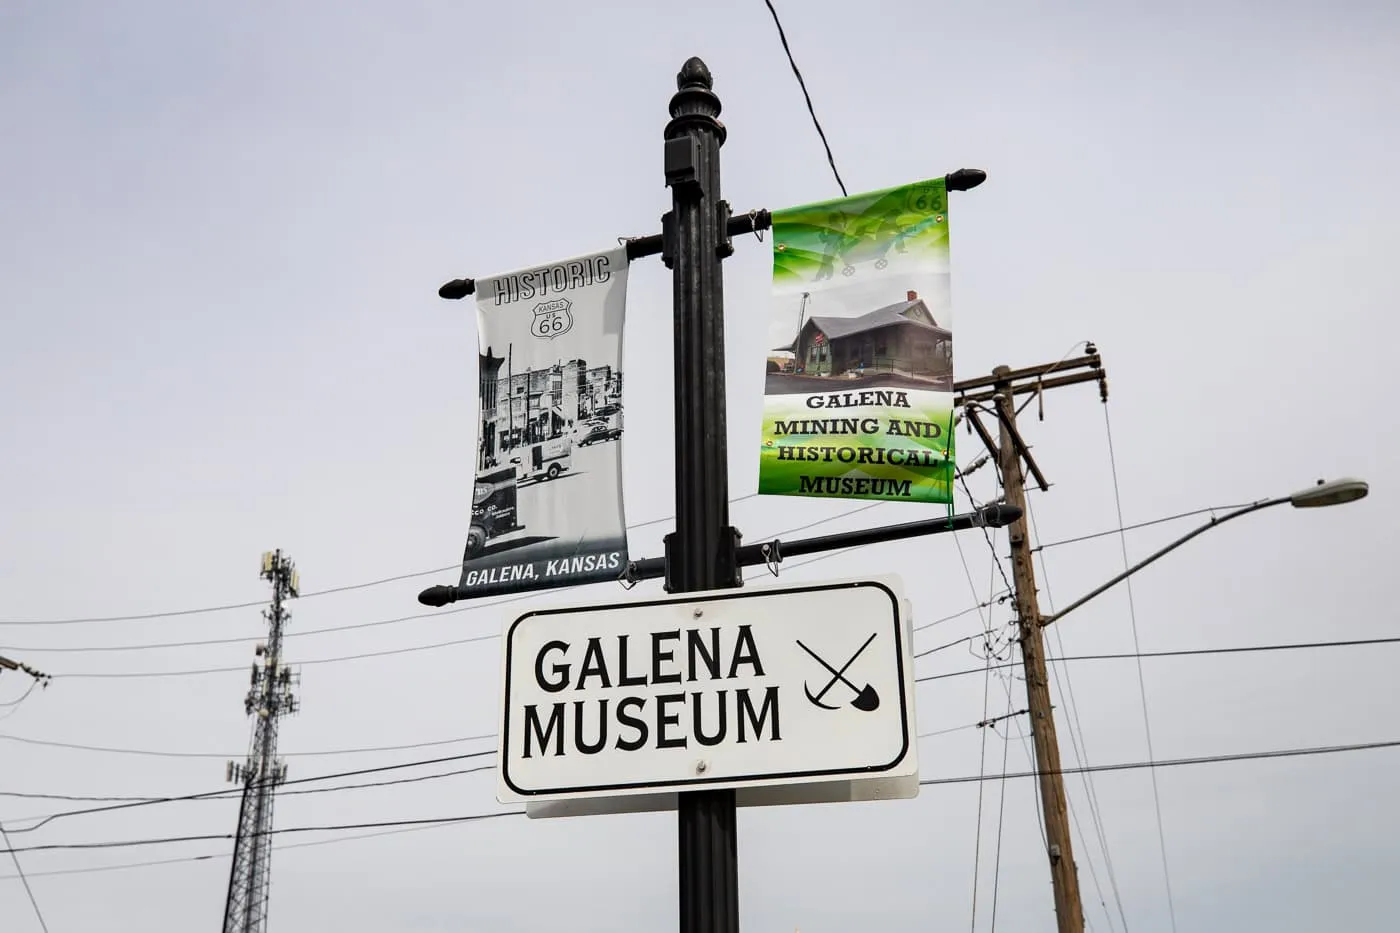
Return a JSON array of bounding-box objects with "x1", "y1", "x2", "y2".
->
[{"x1": 797, "y1": 632, "x2": 880, "y2": 712}]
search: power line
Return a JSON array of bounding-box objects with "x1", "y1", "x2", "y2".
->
[
  {"x1": 0, "y1": 495, "x2": 764, "y2": 628},
  {"x1": 2, "y1": 725, "x2": 969, "y2": 830},
  {"x1": 0, "y1": 822, "x2": 50, "y2": 932},
  {"x1": 8, "y1": 500, "x2": 882, "y2": 659},
  {"x1": 915, "y1": 634, "x2": 1400, "y2": 685},
  {"x1": 0, "y1": 681, "x2": 40, "y2": 707},
  {"x1": 915, "y1": 593, "x2": 1009, "y2": 634},
  {"x1": 15, "y1": 630, "x2": 1380, "y2": 758},
  {"x1": 759, "y1": 0, "x2": 847, "y2": 196},
  {"x1": 2, "y1": 810, "x2": 525, "y2": 856},
  {"x1": 48, "y1": 632, "x2": 504, "y2": 679},
  {"x1": 1101, "y1": 404, "x2": 1177, "y2": 933},
  {"x1": 0, "y1": 731, "x2": 494, "y2": 760},
  {"x1": 6, "y1": 765, "x2": 498, "y2": 834},
  {"x1": 8, "y1": 738, "x2": 1397, "y2": 860},
  {"x1": 0, "y1": 752, "x2": 499, "y2": 837},
  {"x1": 36, "y1": 583, "x2": 987, "y2": 680},
  {"x1": 0, "y1": 816, "x2": 491, "y2": 883},
  {"x1": 1027, "y1": 495, "x2": 1127, "y2": 933},
  {"x1": 966, "y1": 647, "x2": 996, "y2": 933},
  {"x1": 1, "y1": 606, "x2": 461, "y2": 654},
  {"x1": 28, "y1": 504, "x2": 899, "y2": 680},
  {"x1": 987, "y1": 680, "x2": 1017, "y2": 933},
  {"x1": 917, "y1": 738, "x2": 1400, "y2": 788},
  {"x1": 1032, "y1": 503, "x2": 1255, "y2": 553}
]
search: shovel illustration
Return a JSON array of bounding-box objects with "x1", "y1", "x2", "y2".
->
[{"x1": 797, "y1": 634, "x2": 881, "y2": 712}]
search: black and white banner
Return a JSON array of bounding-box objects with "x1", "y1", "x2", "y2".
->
[{"x1": 460, "y1": 246, "x2": 630, "y2": 598}]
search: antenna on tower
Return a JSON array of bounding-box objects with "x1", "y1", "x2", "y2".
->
[{"x1": 221, "y1": 549, "x2": 301, "y2": 933}]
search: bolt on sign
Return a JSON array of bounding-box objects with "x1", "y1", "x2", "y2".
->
[
  {"x1": 495, "y1": 577, "x2": 919, "y2": 815},
  {"x1": 461, "y1": 246, "x2": 630, "y2": 599},
  {"x1": 758, "y1": 177, "x2": 957, "y2": 504}
]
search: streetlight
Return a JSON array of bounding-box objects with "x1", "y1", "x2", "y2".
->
[{"x1": 1042, "y1": 477, "x2": 1369, "y2": 626}]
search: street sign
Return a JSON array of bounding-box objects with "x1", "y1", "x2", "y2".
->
[{"x1": 496, "y1": 576, "x2": 918, "y2": 813}]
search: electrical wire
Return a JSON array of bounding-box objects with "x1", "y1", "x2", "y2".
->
[
  {"x1": 27, "y1": 581, "x2": 996, "y2": 679},
  {"x1": 947, "y1": 475, "x2": 1032, "y2": 927},
  {"x1": 0, "y1": 681, "x2": 41, "y2": 723},
  {"x1": 1102, "y1": 404, "x2": 1178, "y2": 933},
  {"x1": 5, "y1": 765, "x2": 498, "y2": 833},
  {"x1": 3, "y1": 724, "x2": 975, "y2": 831},
  {"x1": 914, "y1": 634, "x2": 1400, "y2": 685},
  {"x1": 0, "y1": 731, "x2": 495, "y2": 760},
  {"x1": 759, "y1": 0, "x2": 847, "y2": 197},
  {"x1": 1, "y1": 810, "x2": 525, "y2": 856},
  {"x1": 0, "y1": 821, "x2": 50, "y2": 932},
  {"x1": 0, "y1": 815, "x2": 489, "y2": 882},
  {"x1": 28, "y1": 504, "x2": 905, "y2": 682},
  {"x1": 917, "y1": 738, "x2": 1400, "y2": 788},
  {"x1": 0, "y1": 751, "x2": 498, "y2": 831},
  {"x1": 957, "y1": 472, "x2": 1015, "y2": 597},
  {"x1": 915, "y1": 593, "x2": 1009, "y2": 634},
  {"x1": 966, "y1": 636, "x2": 995, "y2": 932},
  {"x1": 987, "y1": 681, "x2": 1016, "y2": 933},
  {"x1": 1026, "y1": 495, "x2": 1126, "y2": 932},
  {"x1": 8, "y1": 738, "x2": 1397, "y2": 860},
  {"x1": 0, "y1": 681, "x2": 40, "y2": 707},
  {"x1": 10, "y1": 500, "x2": 888, "y2": 660},
  {"x1": 1031, "y1": 503, "x2": 1255, "y2": 553},
  {"x1": 913, "y1": 633, "x2": 979, "y2": 660},
  {"x1": 0, "y1": 494, "x2": 764, "y2": 628}
]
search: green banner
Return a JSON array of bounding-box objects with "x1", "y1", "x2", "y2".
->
[{"x1": 758, "y1": 177, "x2": 956, "y2": 504}]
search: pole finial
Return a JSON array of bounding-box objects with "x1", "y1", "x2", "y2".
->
[{"x1": 677, "y1": 56, "x2": 713, "y2": 90}]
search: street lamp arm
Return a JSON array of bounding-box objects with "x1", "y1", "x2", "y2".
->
[{"x1": 1041, "y1": 497, "x2": 1288, "y2": 626}]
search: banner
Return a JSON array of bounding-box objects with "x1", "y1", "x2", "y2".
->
[
  {"x1": 758, "y1": 177, "x2": 956, "y2": 504},
  {"x1": 460, "y1": 246, "x2": 630, "y2": 598}
]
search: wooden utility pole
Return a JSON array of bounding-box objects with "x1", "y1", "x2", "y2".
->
[{"x1": 955, "y1": 350, "x2": 1108, "y2": 933}]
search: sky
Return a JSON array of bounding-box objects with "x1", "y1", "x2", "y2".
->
[{"x1": 1, "y1": 0, "x2": 1398, "y2": 930}]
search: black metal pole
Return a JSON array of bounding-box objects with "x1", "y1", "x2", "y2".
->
[{"x1": 662, "y1": 56, "x2": 741, "y2": 933}]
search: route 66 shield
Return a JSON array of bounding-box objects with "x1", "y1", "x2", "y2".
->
[{"x1": 530, "y1": 298, "x2": 574, "y2": 340}]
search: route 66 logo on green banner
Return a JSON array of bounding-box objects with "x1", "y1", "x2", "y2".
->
[
  {"x1": 461, "y1": 246, "x2": 630, "y2": 599},
  {"x1": 758, "y1": 177, "x2": 956, "y2": 504}
]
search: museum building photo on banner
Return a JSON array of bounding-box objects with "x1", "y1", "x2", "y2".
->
[
  {"x1": 759, "y1": 177, "x2": 958, "y2": 505},
  {"x1": 460, "y1": 246, "x2": 631, "y2": 599}
]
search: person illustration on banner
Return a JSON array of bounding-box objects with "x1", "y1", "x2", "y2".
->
[
  {"x1": 872, "y1": 204, "x2": 910, "y2": 255},
  {"x1": 814, "y1": 211, "x2": 848, "y2": 281}
]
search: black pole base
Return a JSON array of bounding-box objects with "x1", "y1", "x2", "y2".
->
[{"x1": 678, "y1": 789, "x2": 739, "y2": 933}]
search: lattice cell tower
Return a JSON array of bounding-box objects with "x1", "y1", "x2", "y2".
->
[{"x1": 221, "y1": 550, "x2": 301, "y2": 933}]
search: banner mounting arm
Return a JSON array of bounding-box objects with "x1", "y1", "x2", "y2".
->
[
  {"x1": 435, "y1": 209, "x2": 772, "y2": 302},
  {"x1": 434, "y1": 167, "x2": 985, "y2": 302},
  {"x1": 417, "y1": 502, "x2": 1019, "y2": 607}
]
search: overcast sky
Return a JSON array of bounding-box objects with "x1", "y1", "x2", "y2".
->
[{"x1": 2, "y1": 1, "x2": 1397, "y2": 931}]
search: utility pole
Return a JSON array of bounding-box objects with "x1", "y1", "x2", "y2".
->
[
  {"x1": 956, "y1": 351, "x2": 1107, "y2": 933},
  {"x1": 661, "y1": 57, "x2": 743, "y2": 933},
  {"x1": 221, "y1": 550, "x2": 300, "y2": 933}
]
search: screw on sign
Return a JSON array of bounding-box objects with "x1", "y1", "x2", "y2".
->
[{"x1": 530, "y1": 298, "x2": 574, "y2": 339}]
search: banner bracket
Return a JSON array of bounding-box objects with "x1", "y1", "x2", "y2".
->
[
  {"x1": 759, "y1": 540, "x2": 782, "y2": 577},
  {"x1": 436, "y1": 210, "x2": 774, "y2": 301}
]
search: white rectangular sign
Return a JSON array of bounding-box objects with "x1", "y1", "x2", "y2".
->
[{"x1": 496, "y1": 576, "x2": 918, "y2": 807}]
